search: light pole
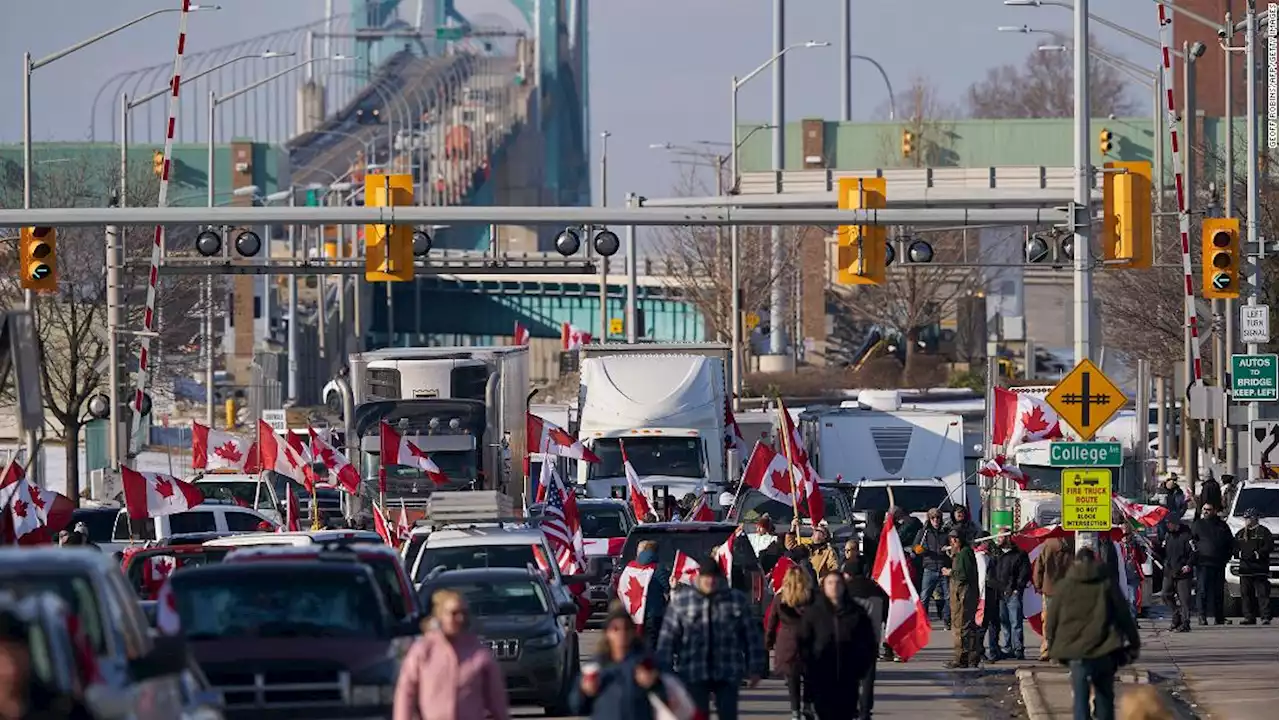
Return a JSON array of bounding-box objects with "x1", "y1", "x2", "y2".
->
[
  {"x1": 849, "y1": 55, "x2": 896, "y2": 120},
  {"x1": 731, "y1": 40, "x2": 827, "y2": 383},
  {"x1": 208, "y1": 55, "x2": 354, "y2": 411},
  {"x1": 599, "y1": 130, "x2": 611, "y2": 343}
]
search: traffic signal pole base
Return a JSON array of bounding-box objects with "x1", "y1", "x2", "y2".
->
[{"x1": 758, "y1": 354, "x2": 795, "y2": 373}]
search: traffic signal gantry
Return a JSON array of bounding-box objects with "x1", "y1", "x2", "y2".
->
[
  {"x1": 19, "y1": 226, "x2": 57, "y2": 292},
  {"x1": 836, "y1": 177, "x2": 888, "y2": 285},
  {"x1": 362, "y1": 173, "x2": 431, "y2": 282},
  {"x1": 1098, "y1": 128, "x2": 1114, "y2": 156},
  {"x1": 1100, "y1": 161, "x2": 1153, "y2": 269},
  {"x1": 1201, "y1": 217, "x2": 1240, "y2": 300}
]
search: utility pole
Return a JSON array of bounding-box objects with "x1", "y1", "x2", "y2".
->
[
  {"x1": 599, "y1": 130, "x2": 611, "y2": 343},
  {"x1": 106, "y1": 212, "x2": 122, "y2": 472},
  {"x1": 768, "y1": 0, "x2": 789, "y2": 364},
  {"x1": 1223, "y1": 9, "x2": 1237, "y2": 475},
  {"x1": 288, "y1": 191, "x2": 299, "y2": 403},
  {"x1": 1072, "y1": 0, "x2": 1095, "y2": 551},
  {"x1": 625, "y1": 193, "x2": 638, "y2": 344},
  {"x1": 840, "y1": 0, "x2": 851, "y2": 122},
  {"x1": 729, "y1": 76, "x2": 743, "y2": 406},
  {"x1": 1181, "y1": 43, "x2": 1199, "y2": 481},
  {"x1": 1243, "y1": 0, "x2": 1263, "y2": 475}
]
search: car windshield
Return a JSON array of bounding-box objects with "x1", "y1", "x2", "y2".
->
[
  {"x1": 195, "y1": 477, "x2": 276, "y2": 512},
  {"x1": 425, "y1": 580, "x2": 548, "y2": 616},
  {"x1": 891, "y1": 485, "x2": 953, "y2": 514},
  {"x1": 588, "y1": 437, "x2": 705, "y2": 480},
  {"x1": 734, "y1": 488, "x2": 851, "y2": 525},
  {"x1": 415, "y1": 544, "x2": 540, "y2": 582},
  {"x1": 363, "y1": 450, "x2": 478, "y2": 490},
  {"x1": 580, "y1": 506, "x2": 628, "y2": 538},
  {"x1": 367, "y1": 557, "x2": 412, "y2": 620},
  {"x1": 1232, "y1": 487, "x2": 1279, "y2": 518},
  {"x1": 1, "y1": 574, "x2": 105, "y2": 654},
  {"x1": 172, "y1": 570, "x2": 385, "y2": 640}
]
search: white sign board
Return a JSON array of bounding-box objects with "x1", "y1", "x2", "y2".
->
[
  {"x1": 1250, "y1": 420, "x2": 1279, "y2": 477},
  {"x1": 1240, "y1": 304, "x2": 1272, "y2": 345},
  {"x1": 261, "y1": 409, "x2": 287, "y2": 433}
]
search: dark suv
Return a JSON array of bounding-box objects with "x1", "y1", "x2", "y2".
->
[
  {"x1": 168, "y1": 560, "x2": 417, "y2": 719},
  {"x1": 419, "y1": 568, "x2": 580, "y2": 716}
]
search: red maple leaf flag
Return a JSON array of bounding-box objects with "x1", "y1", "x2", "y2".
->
[
  {"x1": 561, "y1": 322, "x2": 592, "y2": 351},
  {"x1": 723, "y1": 398, "x2": 751, "y2": 464},
  {"x1": 741, "y1": 441, "x2": 800, "y2": 507},
  {"x1": 283, "y1": 483, "x2": 301, "y2": 532},
  {"x1": 872, "y1": 511, "x2": 931, "y2": 662},
  {"x1": 619, "y1": 440, "x2": 654, "y2": 521},
  {"x1": 257, "y1": 420, "x2": 308, "y2": 484},
  {"x1": 683, "y1": 494, "x2": 715, "y2": 522},
  {"x1": 513, "y1": 321, "x2": 530, "y2": 346},
  {"x1": 527, "y1": 414, "x2": 601, "y2": 464},
  {"x1": 1, "y1": 461, "x2": 74, "y2": 543},
  {"x1": 768, "y1": 554, "x2": 797, "y2": 594},
  {"x1": 670, "y1": 551, "x2": 701, "y2": 587},
  {"x1": 775, "y1": 398, "x2": 826, "y2": 525},
  {"x1": 380, "y1": 421, "x2": 449, "y2": 486},
  {"x1": 977, "y1": 455, "x2": 1030, "y2": 491},
  {"x1": 991, "y1": 388, "x2": 1063, "y2": 451},
  {"x1": 371, "y1": 501, "x2": 398, "y2": 549},
  {"x1": 191, "y1": 423, "x2": 252, "y2": 472},
  {"x1": 309, "y1": 427, "x2": 362, "y2": 494},
  {"x1": 617, "y1": 561, "x2": 655, "y2": 624},
  {"x1": 122, "y1": 467, "x2": 205, "y2": 520},
  {"x1": 12, "y1": 498, "x2": 27, "y2": 519}
]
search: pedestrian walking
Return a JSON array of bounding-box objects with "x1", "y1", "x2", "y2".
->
[
  {"x1": 1159, "y1": 475, "x2": 1188, "y2": 525},
  {"x1": 634, "y1": 541, "x2": 671, "y2": 648},
  {"x1": 786, "y1": 520, "x2": 839, "y2": 577},
  {"x1": 943, "y1": 528, "x2": 982, "y2": 669},
  {"x1": 1045, "y1": 547, "x2": 1141, "y2": 720},
  {"x1": 656, "y1": 556, "x2": 765, "y2": 720},
  {"x1": 1233, "y1": 508, "x2": 1274, "y2": 625},
  {"x1": 1118, "y1": 527, "x2": 1145, "y2": 618},
  {"x1": 1032, "y1": 535, "x2": 1074, "y2": 660},
  {"x1": 797, "y1": 572, "x2": 878, "y2": 720},
  {"x1": 1160, "y1": 516, "x2": 1195, "y2": 633},
  {"x1": 393, "y1": 589, "x2": 510, "y2": 720},
  {"x1": 980, "y1": 539, "x2": 1002, "y2": 663},
  {"x1": 765, "y1": 567, "x2": 814, "y2": 720},
  {"x1": 993, "y1": 528, "x2": 1031, "y2": 661},
  {"x1": 571, "y1": 605, "x2": 668, "y2": 720},
  {"x1": 843, "y1": 562, "x2": 890, "y2": 720},
  {"x1": 914, "y1": 508, "x2": 951, "y2": 629},
  {"x1": 1191, "y1": 503, "x2": 1233, "y2": 625}
]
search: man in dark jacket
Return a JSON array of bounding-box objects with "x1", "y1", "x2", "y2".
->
[
  {"x1": 1192, "y1": 503, "x2": 1234, "y2": 625},
  {"x1": 1234, "y1": 508, "x2": 1275, "y2": 625},
  {"x1": 914, "y1": 508, "x2": 951, "y2": 630},
  {"x1": 843, "y1": 568, "x2": 889, "y2": 720},
  {"x1": 943, "y1": 528, "x2": 982, "y2": 668},
  {"x1": 1197, "y1": 472, "x2": 1224, "y2": 517},
  {"x1": 948, "y1": 506, "x2": 979, "y2": 544},
  {"x1": 1161, "y1": 475, "x2": 1188, "y2": 522},
  {"x1": 797, "y1": 575, "x2": 878, "y2": 720},
  {"x1": 1032, "y1": 535, "x2": 1074, "y2": 660},
  {"x1": 1161, "y1": 515, "x2": 1196, "y2": 632},
  {"x1": 1045, "y1": 547, "x2": 1141, "y2": 720},
  {"x1": 992, "y1": 528, "x2": 1032, "y2": 660},
  {"x1": 656, "y1": 557, "x2": 765, "y2": 720}
]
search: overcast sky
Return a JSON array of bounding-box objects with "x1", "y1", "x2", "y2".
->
[{"x1": 0, "y1": 0, "x2": 1160, "y2": 204}]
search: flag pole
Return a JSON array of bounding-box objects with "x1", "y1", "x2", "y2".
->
[
  {"x1": 773, "y1": 394, "x2": 801, "y2": 522},
  {"x1": 310, "y1": 480, "x2": 322, "y2": 531}
]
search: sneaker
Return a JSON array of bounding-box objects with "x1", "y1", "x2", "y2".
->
[
  {"x1": 943, "y1": 621, "x2": 952, "y2": 631},
  {"x1": 942, "y1": 660, "x2": 969, "y2": 669},
  {"x1": 1198, "y1": 617, "x2": 1208, "y2": 626},
  {"x1": 1241, "y1": 619, "x2": 1257, "y2": 625}
]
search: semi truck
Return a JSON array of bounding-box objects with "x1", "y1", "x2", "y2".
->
[
  {"x1": 337, "y1": 346, "x2": 530, "y2": 513},
  {"x1": 575, "y1": 343, "x2": 730, "y2": 505}
]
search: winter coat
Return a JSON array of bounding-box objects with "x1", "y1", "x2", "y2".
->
[
  {"x1": 861, "y1": 515, "x2": 884, "y2": 564},
  {"x1": 1162, "y1": 483, "x2": 1188, "y2": 518},
  {"x1": 950, "y1": 545, "x2": 980, "y2": 614},
  {"x1": 1096, "y1": 539, "x2": 1122, "y2": 589},
  {"x1": 1045, "y1": 560, "x2": 1140, "y2": 663},
  {"x1": 642, "y1": 572, "x2": 670, "y2": 648},
  {"x1": 765, "y1": 596, "x2": 808, "y2": 675},
  {"x1": 1198, "y1": 478, "x2": 1223, "y2": 513},
  {"x1": 897, "y1": 516, "x2": 924, "y2": 551},
  {"x1": 914, "y1": 522, "x2": 950, "y2": 571},
  {"x1": 755, "y1": 537, "x2": 785, "y2": 574},
  {"x1": 1032, "y1": 537, "x2": 1074, "y2": 596},
  {"x1": 796, "y1": 594, "x2": 877, "y2": 699},
  {"x1": 948, "y1": 513, "x2": 979, "y2": 544},
  {"x1": 1191, "y1": 517, "x2": 1234, "y2": 565},
  {"x1": 789, "y1": 535, "x2": 839, "y2": 577},
  {"x1": 1161, "y1": 524, "x2": 1196, "y2": 579},
  {"x1": 392, "y1": 629, "x2": 510, "y2": 720},
  {"x1": 993, "y1": 544, "x2": 1032, "y2": 597},
  {"x1": 1234, "y1": 525, "x2": 1276, "y2": 576},
  {"x1": 656, "y1": 583, "x2": 767, "y2": 685},
  {"x1": 569, "y1": 650, "x2": 668, "y2": 720}
]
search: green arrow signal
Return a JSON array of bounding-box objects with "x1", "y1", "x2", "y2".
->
[
  {"x1": 30, "y1": 264, "x2": 52, "y2": 280},
  {"x1": 1212, "y1": 272, "x2": 1232, "y2": 290}
]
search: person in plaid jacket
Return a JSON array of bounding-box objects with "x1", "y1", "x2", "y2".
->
[{"x1": 656, "y1": 556, "x2": 766, "y2": 720}]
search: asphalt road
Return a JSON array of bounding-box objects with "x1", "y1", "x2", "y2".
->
[{"x1": 513, "y1": 626, "x2": 1026, "y2": 719}]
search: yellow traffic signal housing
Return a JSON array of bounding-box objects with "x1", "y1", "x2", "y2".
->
[
  {"x1": 1200, "y1": 217, "x2": 1240, "y2": 299},
  {"x1": 152, "y1": 150, "x2": 165, "y2": 178},
  {"x1": 363, "y1": 173, "x2": 415, "y2": 282},
  {"x1": 19, "y1": 226, "x2": 57, "y2": 292},
  {"x1": 901, "y1": 130, "x2": 914, "y2": 159},
  {"x1": 1098, "y1": 129, "x2": 1113, "y2": 155},
  {"x1": 835, "y1": 177, "x2": 887, "y2": 286},
  {"x1": 1101, "y1": 161, "x2": 1153, "y2": 269}
]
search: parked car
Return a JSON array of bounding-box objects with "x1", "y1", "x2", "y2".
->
[
  {"x1": 418, "y1": 568, "x2": 580, "y2": 715},
  {"x1": 103, "y1": 506, "x2": 276, "y2": 558}
]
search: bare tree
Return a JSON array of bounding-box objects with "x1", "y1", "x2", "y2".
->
[
  {"x1": 876, "y1": 75, "x2": 963, "y2": 168},
  {"x1": 966, "y1": 38, "x2": 1139, "y2": 119},
  {"x1": 0, "y1": 155, "x2": 204, "y2": 501}
]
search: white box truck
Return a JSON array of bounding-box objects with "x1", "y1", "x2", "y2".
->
[{"x1": 576, "y1": 343, "x2": 730, "y2": 504}]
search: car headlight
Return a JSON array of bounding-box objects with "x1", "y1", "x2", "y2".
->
[{"x1": 524, "y1": 631, "x2": 561, "y2": 650}]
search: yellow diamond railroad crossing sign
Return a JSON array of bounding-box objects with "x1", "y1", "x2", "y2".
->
[
  {"x1": 1045, "y1": 359, "x2": 1128, "y2": 441},
  {"x1": 1061, "y1": 468, "x2": 1113, "y2": 531}
]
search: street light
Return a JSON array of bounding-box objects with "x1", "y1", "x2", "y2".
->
[
  {"x1": 849, "y1": 55, "x2": 896, "y2": 120},
  {"x1": 728, "y1": 41, "x2": 828, "y2": 402}
]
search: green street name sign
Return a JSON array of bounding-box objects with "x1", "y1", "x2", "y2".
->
[
  {"x1": 1048, "y1": 442, "x2": 1124, "y2": 468},
  {"x1": 1231, "y1": 353, "x2": 1279, "y2": 401},
  {"x1": 436, "y1": 26, "x2": 466, "y2": 41}
]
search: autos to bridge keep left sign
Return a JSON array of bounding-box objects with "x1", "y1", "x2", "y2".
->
[{"x1": 1061, "y1": 468, "x2": 1113, "y2": 532}]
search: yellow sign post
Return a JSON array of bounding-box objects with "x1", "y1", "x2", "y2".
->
[
  {"x1": 744, "y1": 312, "x2": 760, "y2": 331},
  {"x1": 1061, "y1": 468, "x2": 1113, "y2": 531},
  {"x1": 1045, "y1": 359, "x2": 1127, "y2": 441}
]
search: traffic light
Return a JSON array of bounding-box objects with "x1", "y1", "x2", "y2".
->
[
  {"x1": 152, "y1": 150, "x2": 165, "y2": 178},
  {"x1": 1098, "y1": 129, "x2": 1113, "y2": 155},
  {"x1": 19, "y1": 226, "x2": 57, "y2": 292},
  {"x1": 901, "y1": 130, "x2": 914, "y2": 159},
  {"x1": 363, "y1": 173, "x2": 415, "y2": 282},
  {"x1": 1200, "y1": 217, "x2": 1240, "y2": 299},
  {"x1": 835, "y1": 177, "x2": 887, "y2": 286},
  {"x1": 1101, "y1": 161, "x2": 1153, "y2": 269}
]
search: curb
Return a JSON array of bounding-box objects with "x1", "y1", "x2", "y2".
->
[{"x1": 1016, "y1": 666, "x2": 1151, "y2": 720}]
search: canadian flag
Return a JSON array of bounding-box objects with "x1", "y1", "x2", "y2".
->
[
  {"x1": 723, "y1": 398, "x2": 750, "y2": 462},
  {"x1": 371, "y1": 501, "x2": 398, "y2": 549},
  {"x1": 670, "y1": 551, "x2": 700, "y2": 587},
  {"x1": 992, "y1": 388, "x2": 1063, "y2": 451},
  {"x1": 397, "y1": 499, "x2": 413, "y2": 545},
  {"x1": 741, "y1": 441, "x2": 804, "y2": 508},
  {"x1": 768, "y1": 554, "x2": 797, "y2": 594},
  {"x1": 121, "y1": 468, "x2": 205, "y2": 520},
  {"x1": 775, "y1": 399, "x2": 825, "y2": 525},
  {"x1": 527, "y1": 414, "x2": 601, "y2": 463},
  {"x1": 978, "y1": 455, "x2": 1030, "y2": 491},
  {"x1": 514, "y1": 321, "x2": 530, "y2": 346},
  {"x1": 618, "y1": 440, "x2": 654, "y2": 521},
  {"x1": 0, "y1": 456, "x2": 74, "y2": 543},
  {"x1": 681, "y1": 494, "x2": 715, "y2": 522},
  {"x1": 974, "y1": 549, "x2": 990, "y2": 626},
  {"x1": 256, "y1": 420, "x2": 309, "y2": 484},
  {"x1": 872, "y1": 511, "x2": 932, "y2": 662},
  {"x1": 582, "y1": 536, "x2": 627, "y2": 558},
  {"x1": 191, "y1": 424, "x2": 252, "y2": 472},
  {"x1": 616, "y1": 561, "x2": 656, "y2": 624},
  {"x1": 283, "y1": 483, "x2": 301, "y2": 532},
  {"x1": 380, "y1": 421, "x2": 449, "y2": 485},
  {"x1": 1112, "y1": 495, "x2": 1169, "y2": 528},
  {"x1": 154, "y1": 577, "x2": 182, "y2": 637},
  {"x1": 561, "y1": 322, "x2": 592, "y2": 350},
  {"x1": 710, "y1": 526, "x2": 741, "y2": 578},
  {"x1": 310, "y1": 427, "x2": 362, "y2": 494}
]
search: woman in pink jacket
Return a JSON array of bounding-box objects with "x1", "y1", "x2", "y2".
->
[{"x1": 393, "y1": 589, "x2": 511, "y2": 720}]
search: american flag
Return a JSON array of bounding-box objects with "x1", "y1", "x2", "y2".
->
[{"x1": 540, "y1": 461, "x2": 584, "y2": 575}]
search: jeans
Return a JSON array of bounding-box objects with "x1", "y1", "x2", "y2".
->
[
  {"x1": 687, "y1": 681, "x2": 740, "y2": 720},
  {"x1": 919, "y1": 568, "x2": 950, "y2": 623},
  {"x1": 1068, "y1": 656, "x2": 1116, "y2": 720},
  {"x1": 1123, "y1": 581, "x2": 1138, "y2": 618},
  {"x1": 999, "y1": 593, "x2": 1025, "y2": 658},
  {"x1": 856, "y1": 658, "x2": 877, "y2": 720},
  {"x1": 785, "y1": 670, "x2": 803, "y2": 713}
]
